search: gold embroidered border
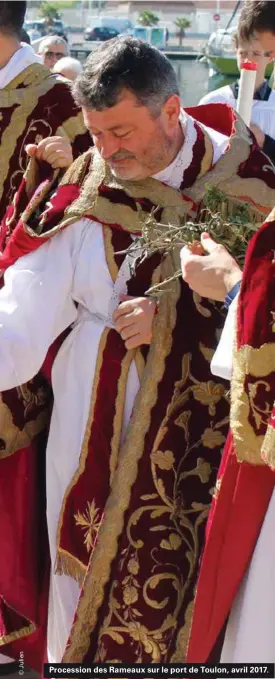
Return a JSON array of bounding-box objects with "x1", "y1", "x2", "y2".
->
[
  {"x1": 197, "y1": 127, "x2": 214, "y2": 179},
  {"x1": 0, "y1": 400, "x2": 50, "y2": 459},
  {"x1": 55, "y1": 327, "x2": 109, "y2": 583},
  {"x1": 261, "y1": 414, "x2": 275, "y2": 469},
  {"x1": 102, "y1": 226, "x2": 119, "y2": 282},
  {"x1": 0, "y1": 623, "x2": 35, "y2": 646},
  {"x1": 0, "y1": 65, "x2": 55, "y2": 206},
  {"x1": 109, "y1": 350, "x2": 135, "y2": 486},
  {"x1": 184, "y1": 113, "x2": 275, "y2": 216},
  {"x1": 231, "y1": 343, "x2": 275, "y2": 466},
  {"x1": 62, "y1": 253, "x2": 180, "y2": 662}
]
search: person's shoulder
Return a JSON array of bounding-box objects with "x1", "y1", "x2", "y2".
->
[
  {"x1": 199, "y1": 85, "x2": 235, "y2": 106},
  {"x1": 60, "y1": 148, "x2": 94, "y2": 186}
]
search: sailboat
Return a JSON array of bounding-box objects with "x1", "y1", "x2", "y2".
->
[{"x1": 204, "y1": 0, "x2": 273, "y2": 76}]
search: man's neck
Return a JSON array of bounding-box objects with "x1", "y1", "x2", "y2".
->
[
  {"x1": 0, "y1": 35, "x2": 21, "y2": 70},
  {"x1": 154, "y1": 122, "x2": 185, "y2": 175}
]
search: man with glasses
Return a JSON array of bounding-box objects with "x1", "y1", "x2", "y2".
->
[{"x1": 37, "y1": 35, "x2": 69, "y2": 70}]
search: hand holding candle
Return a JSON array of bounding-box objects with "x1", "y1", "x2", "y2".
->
[{"x1": 236, "y1": 61, "x2": 257, "y2": 127}]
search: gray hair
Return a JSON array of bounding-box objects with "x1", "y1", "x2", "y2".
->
[
  {"x1": 52, "y1": 56, "x2": 82, "y2": 80},
  {"x1": 38, "y1": 35, "x2": 69, "y2": 55},
  {"x1": 73, "y1": 36, "x2": 180, "y2": 117}
]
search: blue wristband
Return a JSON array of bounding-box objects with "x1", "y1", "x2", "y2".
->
[{"x1": 224, "y1": 280, "x2": 241, "y2": 310}]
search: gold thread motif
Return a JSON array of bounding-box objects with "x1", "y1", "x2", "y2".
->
[
  {"x1": 231, "y1": 343, "x2": 275, "y2": 466},
  {"x1": 0, "y1": 398, "x2": 50, "y2": 459},
  {"x1": 55, "y1": 327, "x2": 109, "y2": 582},
  {"x1": 63, "y1": 255, "x2": 181, "y2": 661}
]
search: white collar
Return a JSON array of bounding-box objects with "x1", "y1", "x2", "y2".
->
[
  {"x1": 153, "y1": 110, "x2": 229, "y2": 190},
  {"x1": 153, "y1": 112, "x2": 197, "y2": 190},
  {"x1": 0, "y1": 44, "x2": 43, "y2": 89}
]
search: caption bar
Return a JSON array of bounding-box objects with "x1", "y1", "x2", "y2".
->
[{"x1": 44, "y1": 664, "x2": 275, "y2": 678}]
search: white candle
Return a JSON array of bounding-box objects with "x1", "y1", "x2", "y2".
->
[{"x1": 236, "y1": 61, "x2": 257, "y2": 127}]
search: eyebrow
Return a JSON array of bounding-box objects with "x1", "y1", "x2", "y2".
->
[{"x1": 90, "y1": 125, "x2": 134, "y2": 133}]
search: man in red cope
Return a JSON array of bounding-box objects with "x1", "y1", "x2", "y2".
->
[
  {"x1": 0, "y1": 2, "x2": 90, "y2": 674},
  {"x1": 0, "y1": 33, "x2": 274, "y2": 673},
  {"x1": 184, "y1": 0, "x2": 275, "y2": 666}
]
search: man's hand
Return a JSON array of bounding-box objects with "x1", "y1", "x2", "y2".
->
[
  {"x1": 180, "y1": 233, "x2": 242, "y2": 301},
  {"x1": 250, "y1": 123, "x2": 265, "y2": 149},
  {"x1": 25, "y1": 136, "x2": 73, "y2": 169},
  {"x1": 113, "y1": 295, "x2": 157, "y2": 350}
]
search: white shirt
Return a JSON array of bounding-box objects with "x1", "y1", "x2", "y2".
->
[
  {"x1": 0, "y1": 43, "x2": 43, "y2": 89},
  {"x1": 199, "y1": 84, "x2": 275, "y2": 140}
]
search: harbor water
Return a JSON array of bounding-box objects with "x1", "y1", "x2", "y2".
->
[{"x1": 172, "y1": 58, "x2": 234, "y2": 107}]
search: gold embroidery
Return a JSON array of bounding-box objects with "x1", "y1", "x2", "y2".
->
[
  {"x1": 231, "y1": 343, "x2": 275, "y2": 466},
  {"x1": 74, "y1": 499, "x2": 102, "y2": 554},
  {"x1": 63, "y1": 255, "x2": 181, "y2": 662},
  {"x1": 55, "y1": 328, "x2": 109, "y2": 584},
  {"x1": 102, "y1": 225, "x2": 119, "y2": 283},
  {"x1": 212, "y1": 477, "x2": 222, "y2": 500},
  {"x1": 0, "y1": 622, "x2": 36, "y2": 647},
  {"x1": 0, "y1": 399, "x2": 50, "y2": 459}
]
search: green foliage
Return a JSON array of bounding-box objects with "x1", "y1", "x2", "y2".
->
[
  {"x1": 39, "y1": 2, "x2": 61, "y2": 22},
  {"x1": 174, "y1": 16, "x2": 191, "y2": 45},
  {"x1": 138, "y1": 10, "x2": 159, "y2": 26}
]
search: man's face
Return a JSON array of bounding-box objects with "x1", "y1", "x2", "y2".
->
[
  {"x1": 255, "y1": 30, "x2": 275, "y2": 60},
  {"x1": 83, "y1": 89, "x2": 181, "y2": 180},
  {"x1": 42, "y1": 43, "x2": 67, "y2": 70},
  {"x1": 236, "y1": 37, "x2": 272, "y2": 77}
]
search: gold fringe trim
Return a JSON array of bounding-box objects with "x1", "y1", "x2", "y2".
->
[
  {"x1": 0, "y1": 622, "x2": 36, "y2": 646},
  {"x1": 55, "y1": 547, "x2": 86, "y2": 586}
]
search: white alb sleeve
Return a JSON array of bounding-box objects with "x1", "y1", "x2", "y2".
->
[
  {"x1": 0, "y1": 229, "x2": 78, "y2": 390},
  {"x1": 211, "y1": 294, "x2": 239, "y2": 381}
]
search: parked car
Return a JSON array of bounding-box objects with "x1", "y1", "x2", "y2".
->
[
  {"x1": 84, "y1": 26, "x2": 119, "y2": 41},
  {"x1": 24, "y1": 18, "x2": 68, "y2": 41}
]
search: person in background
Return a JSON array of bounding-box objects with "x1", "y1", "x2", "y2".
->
[
  {"x1": 199, "y1": 30, "x2": 275, "y2": 163},
  {"x1": 52, "y1": 55, "x2": 82, "y2": 81},
  {"x1": 0, "y1": 1, "x2": 91, "y2": 675},
  {"x1": 37, "y1": 34, "x2": 69, "y2": 70},
  {"x1": 182, "y1": 0, "x2": 275, "y2": 666}
]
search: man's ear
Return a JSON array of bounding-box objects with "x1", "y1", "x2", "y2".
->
[{"x1": 162, "y1": 94, "x2": 181, "y2": 131}]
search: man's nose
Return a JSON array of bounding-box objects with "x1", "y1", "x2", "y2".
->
[{"x1": 99, "y1": 133, "x2": 121, "y2": 159}]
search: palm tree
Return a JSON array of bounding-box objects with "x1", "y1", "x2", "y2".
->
[
  {"x1": 138, "y1": 11, "x2": 159, "y2": 27},
  {"x1": 174, "y1": 17, "x2": 191, "y2": 47},
  {"x1": 39, "y1": 2, "x2": 61, "y2": 24}
]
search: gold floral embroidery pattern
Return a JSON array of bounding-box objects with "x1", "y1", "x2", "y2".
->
[
  {"x1": 231, "y1": 343, "x2": 275, "y2": 466},
  {"x1": 63, "y1": 256, "x2": 181, "y2": 662},
  {"x1": 93, "y1": 334, "x2": 229, "y2": 662}
]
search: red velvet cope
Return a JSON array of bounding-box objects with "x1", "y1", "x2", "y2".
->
[
  {"x1": 186, "y1": 103, "x2": 235, "y2": 138},
  {"x1": 187, "y1": 435, "x2": 275, "y2": 662}
]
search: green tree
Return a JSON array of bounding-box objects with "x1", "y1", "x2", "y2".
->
[
  {"x1": 138, "y1": 10, "x2": 159, "y2": 27},
  {"x1": 39, "y1": 2, "x2": 61, "y2": 24},
  {"x1": 174, "y1": 17, "x2": 191, "y2": 46}
]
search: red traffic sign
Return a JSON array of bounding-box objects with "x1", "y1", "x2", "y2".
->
[{"x1": 213, "y1": 13, "x2": 220, "y2": 20}]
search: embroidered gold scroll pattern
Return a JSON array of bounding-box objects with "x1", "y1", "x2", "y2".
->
[{"x1": 96, "y1": 344, "x2": 228, "y2": 662}]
